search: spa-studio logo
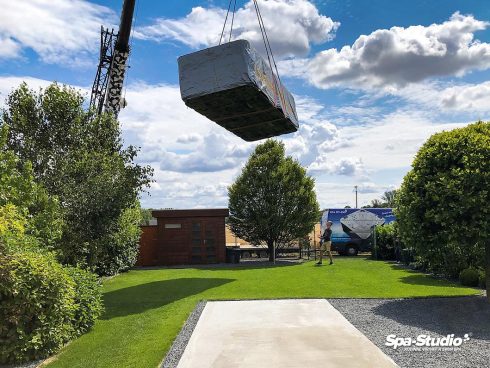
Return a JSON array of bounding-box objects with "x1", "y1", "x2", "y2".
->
[{"x1": 385, "y1": 333, "x2": 471, "y2": 350}]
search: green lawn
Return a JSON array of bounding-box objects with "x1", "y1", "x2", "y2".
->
[{"x1": 45, "y1": 257, "x2": 477, "y2": 368}]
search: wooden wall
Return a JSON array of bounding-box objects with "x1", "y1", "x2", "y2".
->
[
  {"x1": 136, "y1": 209, "x2": 228, "y2": 266},
  {"x1": 136, "y1": 225, "x2": 158, "y2": 266}
]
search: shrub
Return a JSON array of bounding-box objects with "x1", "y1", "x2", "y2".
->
[
  {"x1": 64, "y1": 267, "x2": 103, "y2": 336},
  {"x1": 478, "y1": 269, "x2": 486, "y2": 289},
  {"x1": 372, "y1": 223, "x2": 398, "y2": 260},
  {"x1": 93, "y1": 204, "x2": 142, "y2": 276},
  {"x1": 0, "y1": 251, "x2": 76, "y2": 363},
  {"x1": 459, "y1": 267, "x2": 480, "y2": 287},
  {"x1": 396, "y1": 121, "x2": 489, "y2": 278}
]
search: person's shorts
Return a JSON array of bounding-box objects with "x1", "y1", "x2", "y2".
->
[{"x1": 320, "y1": 240, "x2": 332, "y2": 251}]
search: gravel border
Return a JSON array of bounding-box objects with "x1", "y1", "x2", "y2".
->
[
  {"x1": 0, "y1": 360, "x2": 43, "y2": 368},
  {"x1": 161, "y1": 296, "x2": 489, "y2": 368},
  {"x1": 160, "y1": 300, "x2": 207, "y2": 368},
  {"x1": 329, "y1": 296, "x2": 490, "y2": 368}
]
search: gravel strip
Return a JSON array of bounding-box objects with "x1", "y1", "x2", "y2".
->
[
  {"x1": 329, "y1": 296, "x2": 490, "y2": 368},
  {"x1": 160, "y1": 300, "x2": 207, "y2": 368},
  {"x1": 0, "y1": 360, "x2": 43, "y2": 368}
]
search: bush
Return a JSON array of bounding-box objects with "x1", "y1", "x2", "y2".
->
[
  {"x1": 93, "y1": 204, "x2": 142, "y2": 275},
  {"x1": 396, "y1": 121, "x2": 489, "y2": 278},
  {"x1": 372, "y1": 223, "x2": 398, "y2": 260},
  {"x1": 478, "y1": 269, "x2": 486, "y2": 289},
  {"x1": 64, "y1": 267, "x2": 103, "y2": 336},
  {"x1": 0, "y1": 251, "x2": 76, "y2": 363},
  {"x1": 459, "y1": 267, "x2": 480, "y2": 287}
]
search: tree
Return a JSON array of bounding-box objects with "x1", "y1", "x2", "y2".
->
[
  {"x1": 1, "y1": 83, "x2": 153, "y2": 275},
  {"x1": 381, "y1": 190, "x2": 397, "y2": 207},
  {"x1": 0, "y1": 126, "x2": 62, "y2": 251},
  {"x1": 396, "y1": 122, "x2": 489, "y2": 297},
  {"x1": 363, "y1": 190, "x2": 397, "y2": 208},
  {"x1": 228, "y1": 140, "x2": 319, "y2": 261},
  {"x1": 140, "y1": 208, "x2": 154, "y2": 225}
]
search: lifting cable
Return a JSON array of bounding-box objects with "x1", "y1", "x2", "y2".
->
[{"x1": 218, "y1": 0, "x2": 286, "y2": 113}]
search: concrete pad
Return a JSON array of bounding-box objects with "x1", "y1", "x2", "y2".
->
[{"x1": 177, "y1": 299, "x2": 397, "y2": 368}]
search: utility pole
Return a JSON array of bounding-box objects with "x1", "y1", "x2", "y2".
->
[{"x1": 354, "y1": 185, "x2": 358, "y2": 208}]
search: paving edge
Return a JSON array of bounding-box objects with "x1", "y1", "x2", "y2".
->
[{"x1": 160, "y1": 300, "x2": 207, "y2": 368}]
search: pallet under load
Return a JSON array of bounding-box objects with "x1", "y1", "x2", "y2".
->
[{"x1": 178, "y1": 40, "x2": 299, "y2": 141}]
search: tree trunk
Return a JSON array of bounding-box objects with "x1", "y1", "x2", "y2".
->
[
  {"x1": 486, "y1": 240, "x2": 490, "y2": 303},
  {"x1": 267, "y1": 240, "x2": 274, "y2": 262}
]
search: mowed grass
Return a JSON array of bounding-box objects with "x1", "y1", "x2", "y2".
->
[{"x1": 45, "y1": 256, "x2": 477, "y2": 368}]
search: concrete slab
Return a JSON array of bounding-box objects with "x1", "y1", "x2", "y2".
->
[{"x1": 176, "y1": 299, "x2": 398, "y2": 368}]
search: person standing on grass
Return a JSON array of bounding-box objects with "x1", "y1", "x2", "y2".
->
[{"x1": 317, "y1": 221, "x2": 334, "y2": 265}]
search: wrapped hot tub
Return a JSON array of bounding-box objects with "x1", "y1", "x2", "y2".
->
[{"x1": 178, "y1": 40, "x2": 298, "y2": 141}]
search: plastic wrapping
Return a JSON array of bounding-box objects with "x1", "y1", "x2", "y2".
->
[{"x1": 178, "y1": 40, "x2": 298, "y2": 141}]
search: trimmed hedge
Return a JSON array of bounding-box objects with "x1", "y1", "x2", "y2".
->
[
  {"x1": 0, "y1": 251, "x2": 76, "y2": 364},
  {"x1": 396, "y1": 121, "x2": 489, "y2": 278},
  {"x1": 65, "y1": 267, "x2": 103, "y2": 335},
  {"x1": 0, "y1": 251, "x2": 103, "y2": 364}
]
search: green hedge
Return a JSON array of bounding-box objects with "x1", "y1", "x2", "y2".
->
[
  {"x1": 0, "y1": 251, "x2": 103, "y2": 364},
  {"x1": 372, "y1": 223, "x2": 396, "y2": 260},
  {"x1": 65, "y1": 267, "x2": 103, "y2": 335},
  {"x1": 0, "y1": 251, "x2": 76, "y2": 363},
  {"x1": 396, "y1": 122, "x2": 489, "y2": 278}
]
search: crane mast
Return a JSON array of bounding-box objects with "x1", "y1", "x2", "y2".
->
[{"x1": 90, "y1": 0, "x2": 135, "y2": 118}]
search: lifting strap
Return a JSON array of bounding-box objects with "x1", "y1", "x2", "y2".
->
[{"x1": 218, "y1": 0, "x2": 287, "y2": 117}]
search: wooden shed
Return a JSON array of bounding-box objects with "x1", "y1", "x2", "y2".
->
[{"x1": 136, "y1": 208, "x2": 229, "y2": 266}]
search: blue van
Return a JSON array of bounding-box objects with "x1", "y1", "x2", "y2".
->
[{"x1": 320, "y1": 208, "x2": 396, "y2": 256}]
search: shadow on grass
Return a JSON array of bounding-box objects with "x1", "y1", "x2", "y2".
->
[
  {"x1": 101, "y1": 277, "x2": 234, "y2": 320},
  {"x1": 388, "y1": 263, "x2": 465, "y2": 288},
  {"x1": 140, "y1": 260, "x2": 304, "y2": 272},
  {"x1": 373, "y1": 296, "x2": 490, "y2": 340},
  {"x1": 363, "y1": 258, "x2": 464, "y2": 288}
]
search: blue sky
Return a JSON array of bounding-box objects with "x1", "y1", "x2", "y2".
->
[{"x1": 1, "y1": 0, "x2": 489, "y2": 209}]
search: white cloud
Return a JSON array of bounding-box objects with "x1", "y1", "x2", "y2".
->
[
  {"x1": 0, "y1": 0, "x2": 115, "y2": 64},
  {"x1": 297, "y1": 12, "x2": 490, "y2": 89},
  {"x1": 308, "y1": 156, "x2": 365, "y2": 176},
  {"x1": 136, "y1": 0, "x2": 339, "y2": 59},
  {"x1": 159, "y1": 132, "x2": 252, "y2": 173},
  {"x1": 396, "y1": 80, "x2": 490, "y2": 115},
  {"x1": 0, "y1": 36, "x2": 22, "y2": 59},
  {"x1": 0, "y1": 76, "x2": 55, "y2": 105},
  {"x1": 176, "y1": 133, "x2": 202, "y2": 144}
]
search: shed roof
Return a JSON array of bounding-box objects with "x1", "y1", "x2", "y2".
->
[{"x1": 152, "y1": 208, "x2": 229, "y2": 218}]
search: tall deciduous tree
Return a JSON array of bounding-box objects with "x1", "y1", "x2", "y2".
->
[
  {"x1": 396, "y1": 122, "x2": 489, "y2": 300},
  {"x1": 228, "y1": 140, "x2": 319, "y2": 261},
  {"x1": 1, "y1": 83, "x2": 153, "y2": 275}
]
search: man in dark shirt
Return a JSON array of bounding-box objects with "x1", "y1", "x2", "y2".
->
[{"x1": 317, "y1": 221, "x2": 333, "y2": 265}]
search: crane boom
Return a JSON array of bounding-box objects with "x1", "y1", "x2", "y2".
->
[{"x1": 90, "y1": 0, "x2": 135, "y2": 118}]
